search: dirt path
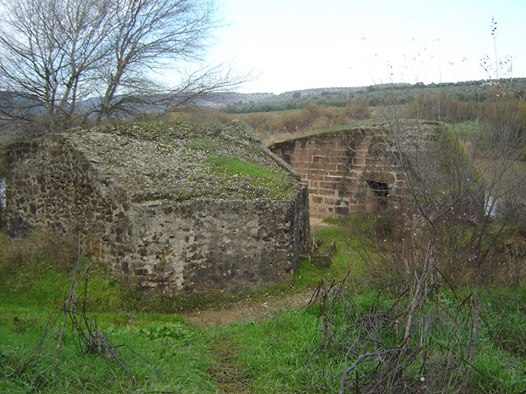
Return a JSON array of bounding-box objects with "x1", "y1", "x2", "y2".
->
[
  {"x1": 185, "y1": 288, "x2": 318, "y2": 392},
  {"x1": 183, "y1": 288, "x2": 315, "y2": 326}
]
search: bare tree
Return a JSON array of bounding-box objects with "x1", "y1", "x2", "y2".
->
[
  {"x1": 0, "y1": 0, "x2": 238, "y2": 127},
  {"x1": 95, "y1": 0, "x2": 216, "y2": 119},
  {"x1": 0, "y1": 0, "x2": 115, "y2": 125}
]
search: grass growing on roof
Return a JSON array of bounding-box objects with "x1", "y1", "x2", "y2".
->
[
  {"x1": 208, "y1": 155, "x2": 277, "y2": 178},
  {"x1": 185, "y1": 136, "x2": 219, "y2": 154},
  {"x1": 207, "y1": 155, "x2": 296, "y2": 199}
]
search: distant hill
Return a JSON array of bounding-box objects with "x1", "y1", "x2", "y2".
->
[
  {"x1": 217, "y1": 87, "x2": 367, "y2": 106},
  {"x1": 2, "y1": 78, "x2": 526, "y2": 119},
  {"x1": 221, "y1": 78, "x2": 526, "y2": 114}
]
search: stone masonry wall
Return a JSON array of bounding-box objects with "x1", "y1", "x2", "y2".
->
[
  {"x1": 6, "y1": 137, "x2": 134, "y2": 267},
  {"x1": 128, "y1": 190, "x2": 309, "y2": 293},
  {"x1": 269, "y1": 125, "x2": 418, "y2": 218},
  {"x1": 6, "y1": 135, "x2": 309, "y2": 294}
]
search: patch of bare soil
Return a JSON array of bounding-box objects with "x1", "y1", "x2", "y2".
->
[{"x1": 183, "y1": 288, "x2": 315, "y2": 327}]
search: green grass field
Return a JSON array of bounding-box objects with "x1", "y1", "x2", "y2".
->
[{"x1": 1, "y1": 219, "x2": 526, "y2": 393}]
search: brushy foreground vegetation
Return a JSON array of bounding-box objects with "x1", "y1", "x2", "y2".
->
[{"x1": 1, "y1": 216, "x2": 525, "y2": 393}]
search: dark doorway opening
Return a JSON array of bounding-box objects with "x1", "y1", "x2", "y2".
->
[{"x1": 366, "y1": 180, "x2": 389, "y2": 209}]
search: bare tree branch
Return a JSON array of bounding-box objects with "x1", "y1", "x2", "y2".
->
[{"x1": 0, "y1": 0, "x2": 242, "y2": 127}]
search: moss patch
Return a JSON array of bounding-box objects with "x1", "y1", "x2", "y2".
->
[{"x1": 207, "y1": 155, "x2": 296, "y2": 199}]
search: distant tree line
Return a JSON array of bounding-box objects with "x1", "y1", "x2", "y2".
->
[
  {"x1": 228, "y1": 79, "x2": 525, "y2": 157},
  {"x1": 223, "y1": 78, "x2": 526, "y2": 115}
]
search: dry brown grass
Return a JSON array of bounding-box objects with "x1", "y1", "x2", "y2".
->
[{"x1": 0, "y1": 231, "x2": 77, "y2": 277}]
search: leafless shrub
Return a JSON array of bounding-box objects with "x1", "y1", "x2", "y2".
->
[
  {"x1": 307, "y1": 271, "x2": 489, "y2": 393},
  {"x1": 345, "y1": 97, "x2": 372, "y2": 120},
  {"x1": 365, "y1": 86, "x2": 526, "y2": 287},
  {"x1": 5, "y1": 236, "x2": 137, "y2": 386},
  {"x1": 401, "y1": 92, "x2": 479, "y2": 123},
  {"x1": 334, "y1": 95, "x2": 524, "y2": 393},
  {"x1": 318, "y1": 20, "x2": 525, "y2": 392}
]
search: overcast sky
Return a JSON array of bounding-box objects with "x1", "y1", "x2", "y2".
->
[{"x1": 197, "y1": 0, "x2": 526, "y2": 93}]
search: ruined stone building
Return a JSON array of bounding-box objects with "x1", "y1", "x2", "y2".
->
[
  {"x1": 5, "y1": 121, "x2": 309, "y2": 294},
  {"x1": 270, "y1": 121, "x2": 458, "y2": 218}
]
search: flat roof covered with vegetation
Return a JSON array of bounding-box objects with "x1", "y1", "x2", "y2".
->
[{"x1": 61, "y1": 120, "x2": 299, "y2": 203}]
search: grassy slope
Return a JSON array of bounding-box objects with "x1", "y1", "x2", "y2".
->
[
  {"x1": 1, "y1": 219, "x2": 526, "y2": 393},
  {"x1": 0, "y1": 226, "x2": 359, "y2": 393}
]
